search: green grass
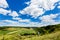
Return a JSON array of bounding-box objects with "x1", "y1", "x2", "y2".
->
[
  {"x1": 0, "y1": 31, "x2": 60, "y2": 40},
  {"x1": 0, "y1": 24, "x2": 60, "y2": 40},
  {"x1": 0, "y1": 28, "x2": 20, "y2": 35},
  {"x1": 0, "y1": 28, "x2": 36, "y2": 40},
  {"x1": 24, "y1": 31, "x2": 60, "y2": 40}
]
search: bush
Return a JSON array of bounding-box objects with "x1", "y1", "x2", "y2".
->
[{"x1": 19, "y1": 29, "x2": 37, "y2": 36}]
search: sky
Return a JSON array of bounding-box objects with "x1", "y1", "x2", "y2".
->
[{"x1": 0, "y1": 0, "x2": 60, "y2": 27}]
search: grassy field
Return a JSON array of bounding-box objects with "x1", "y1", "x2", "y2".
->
[
  {"x1": 0, "y1": 28, "x2": 36, "y2": 40},
  {"x1": 0, "y1": 29, "x2": 60, "y2": 40},
  {"x1": 0, "y1": 24, "x2": 60, "y2": 40},
  {"x1": 25, "y1": 31, "x2": 60, "y2": 40}
]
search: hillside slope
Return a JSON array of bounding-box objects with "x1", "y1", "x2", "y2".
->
[{"x1": 0, "y1": 24, "x2": 60, "y2": 40}]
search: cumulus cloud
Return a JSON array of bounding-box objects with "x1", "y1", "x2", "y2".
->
[
  {"x1": 18, "y1": 19, "x2": 30, "y2": 22},
  {"x1": 20, "y1": 0, "x2": 59, "y2": 18},
  {"x1": 0, "y1": 0, "x2": 60, "y2": 27},
  {"x1": 0, "y1": 14, "x2": 60, "y2": 27},
  {"x1": 0, "y1": 8, "x2": 11, "y2": 15},
  {"x1": 13, "y1": 17, "x2": 30, "y2": 22},
  {"x1": 0, "y1": 13, "x2": 60, "y2": 27},
  {"x1": 25, "y1": 1, "x2": 30, "y2": 5},
  {"x1": 0, "y1": 0, "x2": 11, "y2": 16},
  {"x1": 0, "y1": 19, "x2": 31, "y2": 27},
  {"x1": 0, "y1": 0, "x2": 8, "y2": 8},
  {"x1": 20, "y1": 7, "x2": 44, "y2": 18},
  {"x1": 57, "y1": 1, "x2": 60, "y2": 8},
  {"x1": 9, "y1": 11, "x2": 19, "y2": 17},
  {"x1": 0, "y1": 20, "x2": 21, "y2": 26},
  {"x1": 0, "y1": 0, "x2": 18, "y2": 18},
  {"x1": 40, "y1": 14, "x2": 59, "y2": 25},
  {"x1": 58, "y1": 6, "x2": 60, "y2": 8},
  {"x1": 0, "y1": 8, "x2": 18, "y2": 18},
  {"x1": 0, "y1": 20, "x2": 39, "y2": 27}
]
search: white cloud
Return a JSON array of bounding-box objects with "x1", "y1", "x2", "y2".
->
[
  {"x1": 58, "y1": 6, "x2": 60, "y2": 8},
  {"x1": 0, "y1": 8, "x2": 19, "y2": 17},
  {"x1": 57, "y1": 1, "x2": 60, "y2": 8},
  {"x1": 20, "y1": 7, "x2": 44, "y2": 18},
  {"x1": 0, "y1": 15, "x2": 60, "y2": 27},
  {"x1": 40, "y1": 14, "x2": 59, "y2": 25},
  {"x1": 13, "y1": 17, "x2": 21, "y2": 20},
  {"x1": 0, "y1": 0, "x2": 60, "y2": 27},
  {"x1": 0, "y1": 20, "x2": 21, "y2": 26},
  {"x1": 25, "y1": 1, "x2": 30, "y2": 5},
  {"x1": 0, "y1": 20, "x2": 39, "y2": 27},
  {"x1": 0, "y1": 8, "x2": 11, "y2": 15},
  {"x1": 12, "y1": 17, "x2": 41, "y2": 27},
  {"x1": 18, "y1": 19, "x2": 30, "y2": 22},
  {"x1": 0, "y1": 19, "x2": 31, "y2": 27},
  {"x1": 13, "y1": 17, "x2": 30, "y2": 22},
  {"x1": 9, "y1": 11, "x2": 19, "y2": 17},
  {"x1": 0, "y1": 13, "x2": 60, "y2": 27},
  {"x1": 20, "y1": 0, "x2": 59, "y2": 18},
  {"x1": 0, "y1": 0, "x2": 19, "y2": 18},
  {"x1": 2, "y1": 20, "x2": 17, "y2": 24},
  {"x1": 0, "y1": 0, "x2": 8, "y2": 8}
]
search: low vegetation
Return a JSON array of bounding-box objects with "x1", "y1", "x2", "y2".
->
[{"x1": 0, "y1": 24, "x2": 60, "y2": 40}]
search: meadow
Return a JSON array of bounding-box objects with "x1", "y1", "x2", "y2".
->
[{"x1": 0, "y1": 24, "x2": 60, "y2": 40}]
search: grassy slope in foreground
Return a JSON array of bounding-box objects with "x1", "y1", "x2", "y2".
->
[
  {"x1": 25, "y1": 31, "x2": 60, "y2": 40},
  {"x1": 0, "y1": 24, "x2": 60, "y2": 40},
  {"x1": 0, "y1": 31, "x2": 60, "y2": 40}
]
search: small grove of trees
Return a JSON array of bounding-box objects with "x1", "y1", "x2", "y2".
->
[
  {"x1": 33, "y1": 24, "x2": 60, "y2": 35},
  {"x1": 0, "y1": 27, "x2": 10, "y2": 30},
  {"x1": 0, "y1": 27, "x2": 7, "y2": 30}
]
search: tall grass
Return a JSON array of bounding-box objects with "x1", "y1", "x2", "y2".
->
[
  {"x1": 0, "y1": 24, "x2": 60, "y2": 40},
  {"x1": 25, "y1": 31, "x2": 60, "y2": 40},
  {"x1": 0, "y1": 31, "x2": 60, "y2": 40}
]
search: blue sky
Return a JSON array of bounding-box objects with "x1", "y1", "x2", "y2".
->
[{"x1": 0, "y1": 0, "x2": 60, "y2": 27}]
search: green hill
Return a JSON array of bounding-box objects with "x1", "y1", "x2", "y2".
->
[{"x1": 0, "y1": 24, "x2": 60, "y2": 40}]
